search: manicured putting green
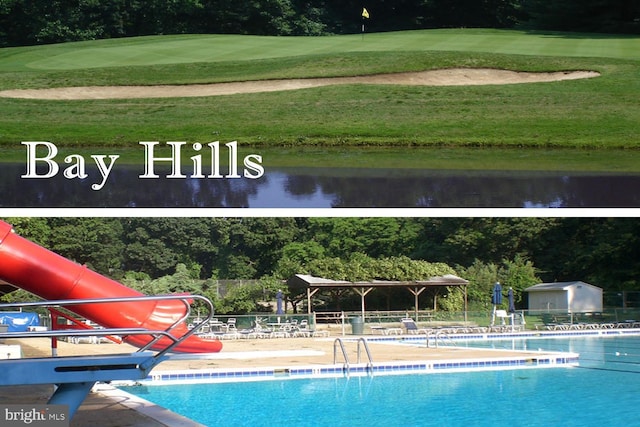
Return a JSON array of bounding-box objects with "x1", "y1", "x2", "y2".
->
[{"x1": 3, "y1": 29, "x2": 639, "y2": 72}]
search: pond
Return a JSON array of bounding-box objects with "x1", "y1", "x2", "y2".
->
[{"x1": 2, "y1": 162, "x2": 639, "y2": 208}]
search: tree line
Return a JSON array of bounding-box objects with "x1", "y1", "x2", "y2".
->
[
  {"x1": 3, "y1": 217, "x2": 639, "y2": 314},
  {"x1": 0, "y1": 0, "x2": 638, "y2": 47}
]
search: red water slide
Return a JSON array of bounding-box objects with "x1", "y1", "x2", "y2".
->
[{"x1": 0, "y1": 220, "x2": 222, "y2": 353}]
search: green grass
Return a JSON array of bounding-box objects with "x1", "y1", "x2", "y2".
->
[
  {"x1": 0, "y1": 29, "x2": 639, "y2": 158},
  {"x1": 2, "y1": 29, "x2": 638, "y2": 73}
]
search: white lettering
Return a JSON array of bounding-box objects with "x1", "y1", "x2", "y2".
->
[
  {"x1": 207, "y1": 141, "x2": 223, "y2": 178},
  {"x1": 63, "y1": 154, "x2": 88, "y2": 180},
  {"x1": 20, "y1": 140, "x2": 264, "y2": 190},
  {"x1": 243, "y1": 154, "x2": 264, "y2": 179},
  {"x1": 190, "y1": 142, "x2": 205, "y2": 178},
  {"x1": 4, "y1": 407, "x2": 47, "y2": 423},
  {"x1": 21, "y1": 141, "x2": 59, "y2": 178},
  {"x1": 141, "y1": 141, "x2": 263, "y2": 179},
  {"x1": 21, "y1": 142, "x2": 119, "y2": 191},
  {"x1": 139, "y1": 141, "x2": 186, "y2": 178},
  {"x1": 226, "y1": 141, "x2": 241, "y2": 178},
  {"x1": 91, "y1": 154, "x2": 120, "y2": 190}
]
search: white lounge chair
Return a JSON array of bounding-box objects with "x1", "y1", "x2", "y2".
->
[
  {"x1": 226, "y1": 318, "x2": 237, "y2": 332},
  {"x1": 401, "y1": 318, "x2": 430, "y2": 335},
  {"x1": 293, "y1": 319, "x2": 311, "y2": 337}
]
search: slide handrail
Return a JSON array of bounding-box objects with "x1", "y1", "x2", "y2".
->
[{"x1": 0, "y1": 293, "x2": 214, "y2": 360}]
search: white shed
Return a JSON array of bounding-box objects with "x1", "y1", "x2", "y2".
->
[{"x1": 525, "y1": 281, "x2": 603, "y2": 313}]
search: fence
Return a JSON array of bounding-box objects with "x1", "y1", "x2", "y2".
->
[{"x1": 6, "y1": 307, "x2": 640, "y2": 340}]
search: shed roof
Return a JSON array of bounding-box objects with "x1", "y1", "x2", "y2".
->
[{"x1": 525, "y1": 281, "x2": 600, "y2": 292}]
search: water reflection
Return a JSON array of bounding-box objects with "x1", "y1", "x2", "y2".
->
[{"x1": 2, "y1": 163, "x2": 639, "y2": 208}]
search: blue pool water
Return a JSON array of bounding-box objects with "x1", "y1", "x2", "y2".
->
[{"x1": 120, "y1": 336, "x2": 640, "y2": 427}]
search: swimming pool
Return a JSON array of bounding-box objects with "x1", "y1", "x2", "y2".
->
[{"x1": 119, "y1": 335, "x2": 640, "y2": 426}]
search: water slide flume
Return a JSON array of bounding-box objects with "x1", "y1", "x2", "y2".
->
[{"x1": 0, "y1": 220, "x2": 222, "y2": 353}]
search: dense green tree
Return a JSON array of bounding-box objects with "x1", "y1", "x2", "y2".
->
[
  {"x1": 121, "y1": 218, "x2": 227, "y2": 279},
  {"x1": 457, "y1": 254, "x2": 539, "y2": 310},
  {"x1": 217, "y1": 217, "x2": 300, "y2": 278},
  {"x1": 122, "y1": 221, "x2": 180, "y2": 277},
  {"x1": 304, "y1": 217, "x2": 420, "y2": 259},
  {"x1": 274, "y1": 241, "x2": 326, "y2": 279},
  {"x1": 47, "y1": 218, "x2": 125, "y2": 275},
  {"x1": 1, "y1": 0, "x2": 638, "y2": 47},
  {"x1": 413, "y1": 217, "x2": 557, "y2": 267},
  {"x1": 533, "y1": 218, "x2": 640, "y2": 290},
  {"x1": 213, "y1": 280, "x2": 272, "y2": 314},
  {"x1": 5, "y1": 217, "x2": 52, "y2": 247},
  {"x1": 423, "y1": 0, "x2": 523, "y2": 28},
  {"x1": 456, "y1": 259, "x2": 500, "y2": 307},
  {"x1": 499, "y1": 254, "x2": 540, "y2": 303},
  {"x1": 522, "y1": 0, "x2": 640, "y2": 33}
]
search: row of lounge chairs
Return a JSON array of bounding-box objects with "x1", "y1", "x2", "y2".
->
[
  {"x1": 535, "y1": 315, "x2": 640, "y2": 331},
  {"x1": 400, "y1": 318, "x2": 500, "y2": 335},
  {"x1": 196, "y1": 318, "x2": 330, "y2": 340},
  {"x1": 372, "y1": 315, "x2": 528, "y2": 336},
  {"x1": 400, "y1": 315, "x2": 640, "y2": 335}
]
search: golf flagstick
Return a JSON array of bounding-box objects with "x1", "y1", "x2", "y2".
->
[{"x1": 361, "y1": 7, "x2": 369, "y2": 40}]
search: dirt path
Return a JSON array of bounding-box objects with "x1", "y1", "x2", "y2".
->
[{"x1": 0, "y1": 68, "x2": 599, "y2": 100}]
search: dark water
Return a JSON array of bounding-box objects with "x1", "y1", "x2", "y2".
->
[{"x1": 2, "y1": 163, "x2": 639, "y2": 208}]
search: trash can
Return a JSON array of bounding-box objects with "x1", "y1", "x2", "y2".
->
[{"x1": 351, "y1": 316, "x2": 364, "y2": 335}]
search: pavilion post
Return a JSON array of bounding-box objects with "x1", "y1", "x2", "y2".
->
[
  {"x1": 354, "y1": 287, "x2": 374, "y2": 320},
  {"x1": 406, "y1": 286, "x2": 426, "y2": 321},
  {"x1": 307, "y1": 288, "x2": 320, "y2": 315}
]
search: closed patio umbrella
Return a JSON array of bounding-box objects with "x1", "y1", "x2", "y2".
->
[
  {"x1": 276, "y1": 290, "x2": 284, "y2": 315},
  {"x1": 490, "y1": 282, "x2": 502, "y2": 326},
  {"x1": 491, "y1": 282, "x2": 503, "y2": 305}
]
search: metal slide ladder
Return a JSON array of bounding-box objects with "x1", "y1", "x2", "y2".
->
[
  {"x1": 0, "y1": 294, "x2": 214, "y2": 419},
  {"x1": 333, "y1": 337, "x2": 374, "y2": 373}
]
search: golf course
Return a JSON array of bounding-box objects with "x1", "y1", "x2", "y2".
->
[{"x1": 0, "y1": 28, "x2": 639, "y2": 170}]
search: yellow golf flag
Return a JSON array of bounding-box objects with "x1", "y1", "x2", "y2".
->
[{"x1": 362, "y1": 8, "x2": 370, "y2": 19}]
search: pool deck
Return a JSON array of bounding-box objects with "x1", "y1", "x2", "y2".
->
[{"x1": 0, "y1": 333, "x2": 586, "y2": 427}]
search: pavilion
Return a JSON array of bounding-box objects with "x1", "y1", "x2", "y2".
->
[{"x1": 287, "y1": 273, "x2": 469, "y2": 320}]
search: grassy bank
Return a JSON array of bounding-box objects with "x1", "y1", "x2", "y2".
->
[{"x1": 0, "y1": 29, "x2": 638, "y2": 150}]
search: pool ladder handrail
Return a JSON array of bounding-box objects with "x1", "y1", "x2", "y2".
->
[
  {"x1": 433, "y1": 329, "x2": 454, "y2": 348},
  {"x1": 333, "y1": 337, "x2": 374, "y2": 373}
]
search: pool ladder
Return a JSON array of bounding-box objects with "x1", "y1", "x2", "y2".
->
[
  {"x1": 423, "y1": 329, "x2": 455, "y2": 348},
  {"x1": 333, "y1": 337, "x2": 374, "y2": 373}
]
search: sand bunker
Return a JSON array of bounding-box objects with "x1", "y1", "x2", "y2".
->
[{"x1": 0, "y1": 68, "x2": 599, "y2": 100}]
